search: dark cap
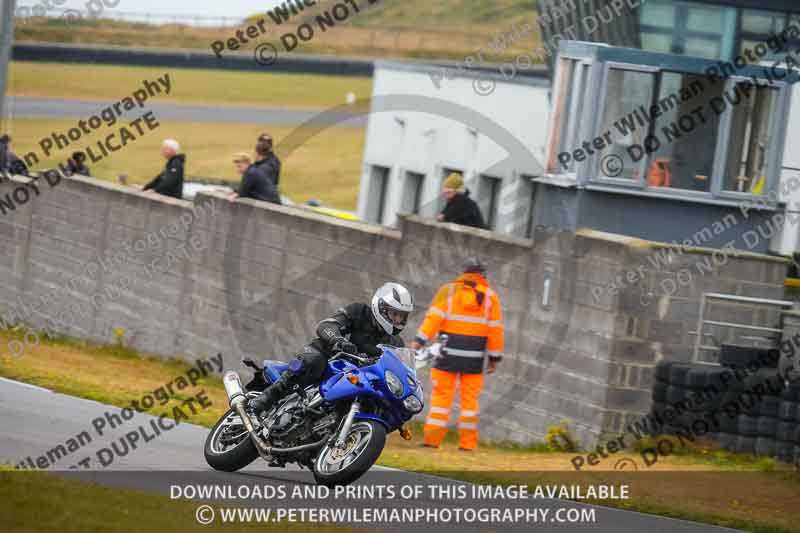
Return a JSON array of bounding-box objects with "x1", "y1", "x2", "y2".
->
[{"x1": 462, "y1": 257, "x2": 486, "y2": 274}]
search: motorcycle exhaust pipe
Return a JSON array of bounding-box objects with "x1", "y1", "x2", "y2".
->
[
  {"x1": 223, "y1": 371, "x2": 328, "y2": 458},
  {"x1": 266, "y1": 436, "x2": 328, "y2": 455},
  {"x1": 223, "y1": 371, "x2": 272, "y2": 459},
  {"x1": 223, "y1": 370, "x2": 247, "y2": 407}
]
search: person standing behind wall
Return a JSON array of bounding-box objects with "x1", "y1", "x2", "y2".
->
[
  {"x1": 0, "y1": 134, "x2": 28, "y2": 176},
  {"x1": 410, "y1": 258, "x2": 503, "y2": 451},
  {"x1": 143, "y1": 139, "x2": 185, "y2": 199},
  {"x1": 229, "y1": 135, "x2": 281, "y2": 204},
  {"x1": 437, "y1": 173, "x2": 486, "y2": 229}
]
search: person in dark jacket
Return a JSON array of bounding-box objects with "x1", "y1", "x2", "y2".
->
[
  {"x1": 249, "y1": 283, "x2": 414, "y2": 416},
  {"x1": 256, "y1": 133, "x2": 281, "y2": 188},
  {"x1": 143, "y1": 139, "x2": 185, "y2": 199},
  {"x1": 229, "y1": 134, "x2": 281, "y2": 204},
  {"x1": 437, "y1": 173, "x2": 486, "y2": 229},
  {"x1": 65, "y1": 152, "x2": 91, "y2": 177},
  {"x1": 0, "y1": 135, "x2": 10, "y2": 172},
  {"x1": 0, "y1": 135, "x2": 28, "y2": 176}
]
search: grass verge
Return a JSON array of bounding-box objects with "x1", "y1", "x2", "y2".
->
[
  {"x1": 0, "y1": 467, "x2": 363, "y2": 533},
  {"x1": 9, "y1": 61, "x2": 373, "y2": 110},
  {"x1": 2, "y1": 117, "x2": 364, "y2": 210},
  {"x1": 0, "y1": 329, "x2": 798, "y2": 532}
]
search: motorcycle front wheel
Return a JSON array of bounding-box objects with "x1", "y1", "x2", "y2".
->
[
  {"x1": 204, "y1": 408, "x2": 259, "y2": 472},
  {"x1": 313, "y1": 420, "x2": 386, "y2": 486}
]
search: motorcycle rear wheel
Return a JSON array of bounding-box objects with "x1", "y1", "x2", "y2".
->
[
  {"x1": 204, "y1": 408, "x2": 259, "y2": 472},
  {"x1": 313, "y1": 420, "x2": 386, "y2": 486}
]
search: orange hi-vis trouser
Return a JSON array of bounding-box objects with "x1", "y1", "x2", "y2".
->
[{"x1": 423, "y1": 367, "x2": 485, "y2": 450}]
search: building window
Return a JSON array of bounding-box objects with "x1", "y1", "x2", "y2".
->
[
  {"x1": 365, "y1": 165, "x2": 390, "y2": 224},
  {"x1": 520, "y1": 176, "x2": 538, "y2": 239},
  {"x1": 723, "y1": 83, "x2": 780, "y2": 194},
  {"x1": 640, "y1": 0, "x2": 737, "y2": 59},
  {"x1": 477, "y1": 174, "x2": 501, "y2": 230},
  {"x1": 740, "y1": 9, "x2": 800, "y2": 62},
  {"x1": 597, "y1": 67, "x2": 657, "y2": 181},
  {"x1": 401, "y1": 171, "x2": 425, "y2": 215},
  {"x1": 546, "y1": 58, "x2": 590, "y2": 175},
  {"x1": 644, "y1": 73, "x2": 725, "y2": 192}
]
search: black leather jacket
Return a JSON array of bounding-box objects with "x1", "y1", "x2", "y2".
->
[
  {"x1": 312, "y1": 303, "x2": 403, "y2": 358},
  {"x1": 144, "y1": 154, "x2": 185, "y2": 199}
]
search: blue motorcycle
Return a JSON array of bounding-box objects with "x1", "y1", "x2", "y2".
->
[{"x1": 204, "y1": 345, "x2": 424, "y2": 486}]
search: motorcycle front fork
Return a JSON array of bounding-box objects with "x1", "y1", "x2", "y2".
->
[{"x1": 333, "y1": 400, "x2": 361, "y2": 448}]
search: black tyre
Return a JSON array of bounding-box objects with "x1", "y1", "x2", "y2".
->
[
  {"x1": 651, "y1": 401, "x2": 669, "y2": 421},
  {"x1": 756, "y1": 416, "x2": 778, "y2": 437},
  {"x1": 776, "y1": 421, "x2": 795, "y2": 442},
  {"x1": 758, "y1": 397, "x2": 780, "y2": 418},
  {"x1": 687, "y1": 389, "x2": 720, "y2": 412},
  {"x1": 653, "y1": 382, "x2": 668, "y2": 402},
  {"x1": 778, "y1": 401, "x2": 798, "y2": 422},
  {"x1": 313, "y1": 420, "x2": 386, "y2": 487},
  {"x1": 785, "y1": 384, "x2": 800, "y2": 402},
  {"x1": 655, "y1": 361, "x2": 674, "y2": 384},
  {"x1": 775, "y1": 442, "x2": 795, "y2": 462},
  {"x1": 720, "y1": 344, "x2": 779, "y2": 369},
  {"x1": 705, "y1": 367, "x2": 733, "y2": 390},
  {"x1": 743, "y1": 370, "x2": 782, "y2": 395},
  {"x1": 686, "y1": 368, "x2": 708, "y2": 389},
  {"x1": 204, "y1": 409, "x2": 259, "y2": 472},
  {"x1": 735, "y1": 435, "x2": 756, "y2": 455},
  {"x1": 718, "y1": 414, "x2": 738, "y2": 434},
  {"x1": 737, "y1": 391, "x2": 761, "y2": 416},
  {"x1": 754, "y1": 437, "x2": 777, "y2": 457},
  {"x1": 667, "y1": 385, "x2": 687, "y2": 405},
  {"x1": 738, "y1": 415, "x2": 760, "y2": 437},
  {"x1": 669, "y1": 364, "x2": 699, "y2": 387},
  {"x1": 718, "y1": 433, "x2": 737, "y2": 451}
]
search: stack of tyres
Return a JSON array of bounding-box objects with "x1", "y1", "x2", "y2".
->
[
  {"x1": 651, "y1": 362, "x2": 723, "y2": 441},
  {"x1": 776, "y1": 383, "x2": 800, "y2": 463},
  {"x1": 650, "y1": 345, "x2": 797, "y2": 463},
  {"x1": 741, "y1": 370, "x2": 782, "y2": 457}
]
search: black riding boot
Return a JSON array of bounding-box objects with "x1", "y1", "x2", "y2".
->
[{"x1": 248, "y1": 370, "x2": 295, "y2": 416}]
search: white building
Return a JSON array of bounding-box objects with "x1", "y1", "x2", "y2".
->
[{"x1": 356, "y1": 60, "x2": 551, "y2": 238}]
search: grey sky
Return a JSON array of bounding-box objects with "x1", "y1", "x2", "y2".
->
[{"x1": 17, "y1": 0, "x2": 285, "y2": 20}]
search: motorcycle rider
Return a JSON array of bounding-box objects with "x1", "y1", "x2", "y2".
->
[{"x1": 249, "y1": 282, "x2": 414, "y2": 415}]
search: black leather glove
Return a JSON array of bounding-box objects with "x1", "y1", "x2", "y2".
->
[{"x1": 333, "y1": 337, "x2": 357, "y2": 355}]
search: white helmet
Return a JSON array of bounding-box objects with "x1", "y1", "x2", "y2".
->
[{"x1": 371, "y1": 283, "x2": 414, "y2": 335}]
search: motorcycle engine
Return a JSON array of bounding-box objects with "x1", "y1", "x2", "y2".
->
[{"x1": 265, "y1": 393, "x2": 339, "y2": 448}]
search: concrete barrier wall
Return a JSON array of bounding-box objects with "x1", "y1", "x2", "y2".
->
[{"x1": 0, "y1": 174, "x2": 788, "y2": 447}]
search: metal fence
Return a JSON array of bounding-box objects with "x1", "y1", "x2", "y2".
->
[{"x1": 692, "y1": 292, "x2": 794, "y2": 365}]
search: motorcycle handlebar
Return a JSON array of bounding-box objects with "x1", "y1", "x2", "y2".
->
[{"x1": 330, "y1": 351, "x2": 372, "y2": 364}]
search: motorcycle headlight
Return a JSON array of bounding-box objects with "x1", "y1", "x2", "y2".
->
[
  {"x1": 403, "y1": 395, "x2": 423, "y2": 413},
  {"x1": 385, "y1": 371, "x2": 404, "y2": 397}
]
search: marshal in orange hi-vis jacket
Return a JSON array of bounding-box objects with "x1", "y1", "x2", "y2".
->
[{"x1": 413, "y1": 259, "x2": 503, "y2": 450}]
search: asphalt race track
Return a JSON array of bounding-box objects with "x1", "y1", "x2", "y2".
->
[
  {"x1": 7, "y1": 96, "x2": 367, "y2": 127},
  {"x1": 0, "y1": 377, "x2": 745, "y2": 532}
]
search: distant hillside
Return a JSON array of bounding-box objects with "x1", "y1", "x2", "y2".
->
[
  {"x1": 351, "y1": 0, "x2": 538, "y2": 26},
  {"x1": 14, "y1": 1, "x2": 543, "y2": 63}
]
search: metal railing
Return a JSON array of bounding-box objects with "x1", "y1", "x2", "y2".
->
[{"x1": 692, "y1": 292, "x2": 794, "y2": 365}]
